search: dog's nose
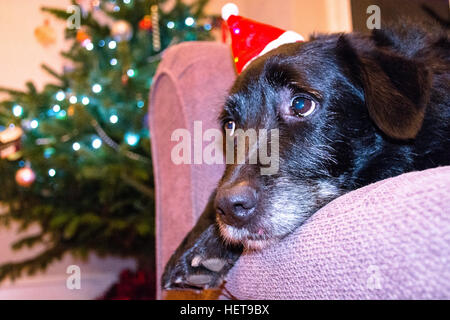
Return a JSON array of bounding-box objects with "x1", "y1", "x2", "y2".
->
[{"x1": 215, "y1": 182, "x2": 257, "y2": 226}]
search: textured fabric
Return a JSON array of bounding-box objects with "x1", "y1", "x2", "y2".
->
[
  {"x1": 149, "y1": 42, "x2": 235, "y2": 299},
  {"x1": 225, "y1": 166, "x2": 450, "y2": 299}
]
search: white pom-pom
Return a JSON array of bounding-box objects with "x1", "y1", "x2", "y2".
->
[{"x1": 221, "y1": 3, "x2": 239, "y2": 21}]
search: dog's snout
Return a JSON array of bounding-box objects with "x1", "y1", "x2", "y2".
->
[{"x1": 215, "y1": 182, "x2": 257, "y2": 227}]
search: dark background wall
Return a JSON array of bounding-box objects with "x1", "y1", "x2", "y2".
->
[{"x1": 351, "y1": 0, "x2": 449, "y2": 32}]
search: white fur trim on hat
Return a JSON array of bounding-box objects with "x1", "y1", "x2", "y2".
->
[
  {"x1": 221, "y1": 3, "x2": 239, "y2": 21},
  {"x1": 242, "y1": 30, "x2": 304, "y2": 71}
]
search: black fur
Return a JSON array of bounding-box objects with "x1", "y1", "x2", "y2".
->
[{"x1": 163, "y1": 22, "x2": 450, "y2": 290}]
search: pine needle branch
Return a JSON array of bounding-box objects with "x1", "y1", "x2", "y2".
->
[{"x1": 0, "y1": 246, "x2": 66, "y2": 283}]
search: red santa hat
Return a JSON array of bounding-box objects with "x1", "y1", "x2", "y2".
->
[{"x1": 222, "y1": 3, "x2": 304, "y2": 73}]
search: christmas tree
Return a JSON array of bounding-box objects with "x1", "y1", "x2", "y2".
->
[{"x1": 0, "y1": 0, "x2": 215, "y2": 286}]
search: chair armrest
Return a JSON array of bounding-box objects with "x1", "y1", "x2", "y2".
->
[
  {"x1": 225, "y1": 166, "x2": 450, "y2": 299},
  {"x1": 149, "y1": 41, "x2": 236, "y2": 298}
]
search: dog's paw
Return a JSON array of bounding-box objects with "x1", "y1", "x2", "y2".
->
[
  {"x1": 162, "y1": 253, "x2": 231, "y2": 290},
  {"x1": 162, "y1": 225, "x2": 243, "y2": 291}
]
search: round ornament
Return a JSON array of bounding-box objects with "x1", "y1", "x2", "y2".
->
[
  {"x1": 16, "y1": 167, "x2": 36, "y2": 187},
  {"x1": 76, "y1": 29, "x2": 91, "y2": 46},
  {"x1": 139, "y1": 15, "x2": 152, "y2": 31},
  {"x1": 34, "y1": 19, "x2": 57, "y2": 47},
  {"x1": 111, "y1": 20, "x2": 133, "y2": 42}
]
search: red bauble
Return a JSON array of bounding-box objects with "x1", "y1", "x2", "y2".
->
[
  {"x1": 138, "y1": 15, "x2": 152, "y2": 31},
  {"x1": 76, "y1": 29, "x2": 90, "y2": 45},
  {"x1": 15, "y1": 167, "x2": 36, "y2": 187}
]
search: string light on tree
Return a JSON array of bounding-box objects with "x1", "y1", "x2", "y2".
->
[
  {"x1": 92, "y1": 83, "x2": 102, "y2": 93},
  {"x1": 167, "y1": 21, "x2": 175, "y2": 29},
  {"x1": 57, "y1": 110, "x2": 67, "y2": 119},
  {"x1": 48, "y1": 168, "x2": 56, "y2": 177},
  {"x1": 92, "y1": 137, "x2": 102, "y2": 149},
  {"x1": 52, "y1": 104, "x2": 61, "y2": 112},
  {"x1": 81, "y1": 97, "x2": 90, "y2": 105},
  {"x1": 125, "y1": 132, "x2": 140, "y2": 146},
  {"x1": 72, "y1": 142, "x2": 81, "y2": 151},
  {"x1": 55, "y1": 91, "x2": 65, "y2": 101},
  {"x1": 109, "y1": 114, "x2": 119, "y2": 124},
  {"x1": 110, "y1": 58, "x2": 118, "y2": 66},
  {"x1": 30, "y1": 119, "x2": 39, "y2": 129},
  {"x1": 44, "y1": 148, "x2": 55, "y2": 158},
  {"x1": 185, "y1": 17, "x2": 195, "y2": 26},
  {"x1": 127, "y1": 69, "x2": 135, "y2": 77},
  {"x1": 69, "y1": 96, "x2": 78, "y2": 104},
  {"x1": 12, "y1": 105, "x2": 23, "y2": 117},
  {"x1": 85, "y1": 41, "x2": 94, "y2": 51},
  {"x1": 108, "y1": 40, "x2": 117, "y2": 49}
]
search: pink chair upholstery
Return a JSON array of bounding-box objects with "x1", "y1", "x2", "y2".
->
[
  {"x1": 149, "y1": 41, "x2": 450, "y2": 299},
  {"x1": 149, "y1": 42, "x2": 235, "y2": 299},
  {"x1": 226, "y1": 166, "x2": 450, "y2": 299}
]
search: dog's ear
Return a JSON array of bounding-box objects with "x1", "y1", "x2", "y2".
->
[{"x1": 336, "y1": 33, "x2": 431, "y2": 140}]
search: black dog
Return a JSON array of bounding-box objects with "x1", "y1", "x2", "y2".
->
[{"x1": 163, "y1": 22, "x2": 450, "y2": 290}]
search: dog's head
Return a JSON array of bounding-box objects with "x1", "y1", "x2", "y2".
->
[{"x1": 214, "y1": 29, "x2": 432, "y2": 250}]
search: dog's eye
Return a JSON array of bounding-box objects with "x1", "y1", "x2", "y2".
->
[
  {"x1": 224, "y1": 120, "x2": 236, "y2": 136},
  {"x1": 291, "y1": 97, "x2": 316, "y2": 117}
]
